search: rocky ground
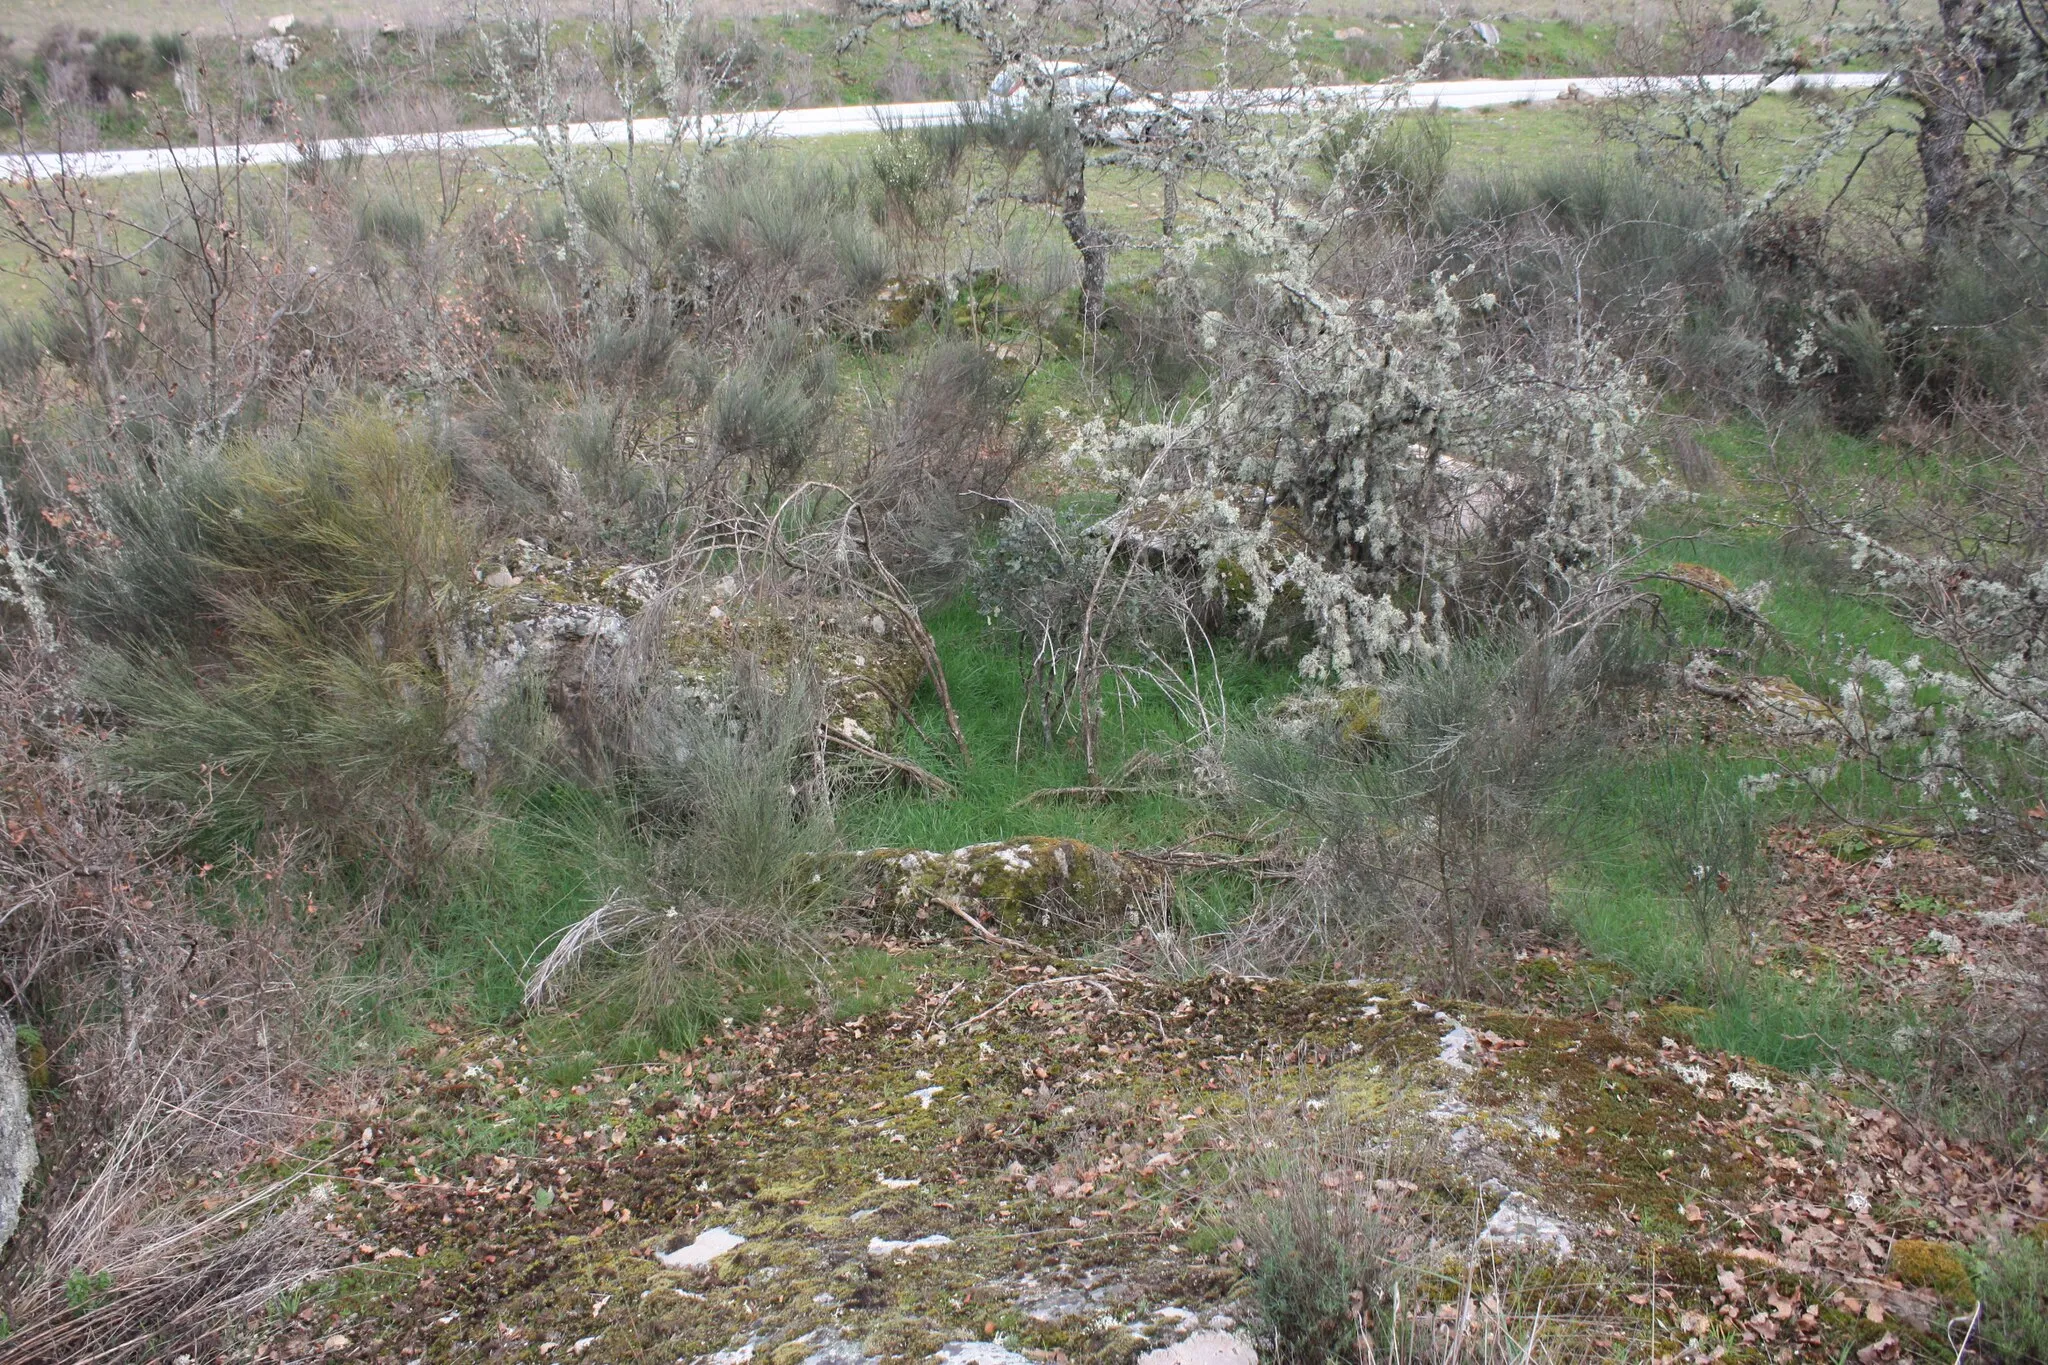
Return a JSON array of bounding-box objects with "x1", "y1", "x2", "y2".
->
[{"x1": 242, "y1": 925, "x2": 2043, "y2": 1365}]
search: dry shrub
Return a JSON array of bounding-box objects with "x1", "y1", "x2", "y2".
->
[
  {"x1": 856, "y1": 340, "x2": 1045, "y2": 583},
  {"x1": 1204, "y1": 1090, "x2": 1409, "y2": 1365},
  {"x1": 1219, "y1": 634, "x2": 1603, "y2": 993},
  {"x1": 518, "y1": 656, "x2": 835, "y2": 1044},
  {"x1": 0, "y1": 648, "x2": 330, "y2": 1359}
]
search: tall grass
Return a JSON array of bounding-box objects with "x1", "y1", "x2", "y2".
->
[{"x1": 340, "y1": 785, "x2": 643, "y2": 1032}]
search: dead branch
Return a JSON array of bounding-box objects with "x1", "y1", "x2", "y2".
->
[{"x1": 823, "y1": 728, "x2": 957, "y2": 796}]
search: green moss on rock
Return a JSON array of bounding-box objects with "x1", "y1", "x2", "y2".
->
[
  {"x1": 449, "y1": 538, "x2": 923, "y2": 771},
  {"x1": 846, "y1": 838, "x2": 1152, "y2": 942},
  {"x1": 1890, "y1": 1238, "x2": 1973, "y2": 1300}
]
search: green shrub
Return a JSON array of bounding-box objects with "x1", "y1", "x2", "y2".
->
[
  {"x1": 707, "y1": 324, "x2": 837, "y2": 500},
  {"x1": 866, "y1": 116, "x2": 969, "y2": 233},
  {"x1": 1319, "y1": 111, "x2": 1452, "y2": 222},
  {"x1": 63, "y1": 1268, "x2": 112, "y2": 1314},
  {"x1": 690, "y1": 156, "x2": 886, "y2": 313},
  {"x1": 1228, "y1": 1115, "x2": 1395, "y2": 1365},
  {"x1": 0, "y1": 309, "x2": 44, "y2": 387},
  {"x1": 82, "y1": 415, "x2": 470, "y2": 859},
  {"x1": 88, "y1": 32, "x2": 158, "y2": 99}
]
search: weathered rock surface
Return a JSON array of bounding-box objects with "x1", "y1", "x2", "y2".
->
[
  {"x1": 447, "y1": 539, "x2": 923, "y2": 773},
  {"x1": 1135, "y1": 1331, "x2": 1258, "y2": 1365},
  {"x1": 1476, "y1": 1190, "x2": 1575, "y2": 1260},
  {"x1": 300, "y1": 952, "x2": 2048, "y2": 1365},
  {"x1": 846, "y1": 838, "x2": 1153, "y2": 941},
  {"x1": 248, "y1": 35, "x2": 300, "y2": 69},
  {"x1": 0, "y1": 1013, "x2": 38, "y2": 1253}
]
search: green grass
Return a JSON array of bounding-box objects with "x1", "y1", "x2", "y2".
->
[
  {"x1": 837, "y1": 598, "x2": 1298, "y2": 853},
  {"x1": 336, "y1": 785, "x2": 643, "y2": 1034},
  {"x1": 1541, "y1": 426, "x2": 1963, "y2": 1086},
  {"x1": 1558, "y1": 754, "x2": 1922, "y2": 1080}
]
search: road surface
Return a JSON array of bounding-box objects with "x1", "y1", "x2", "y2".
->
[{"x1": 0, "y1": 72, "x2": 1891, "y2": 184}]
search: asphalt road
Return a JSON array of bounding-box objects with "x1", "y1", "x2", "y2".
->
[{"x1": 0, "y1": 72, "x2": 1891, "y2": 184}]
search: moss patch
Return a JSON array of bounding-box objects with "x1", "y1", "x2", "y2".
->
[
  {"x1": 844, "y1": 838, "x2": 1155, "y2": 943},
  {"x1": 287, "y1": 953, "x2": 2045, "y2": 1364}
]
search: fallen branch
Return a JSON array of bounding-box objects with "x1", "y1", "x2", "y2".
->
[
  {"x1": 1124, "y1": 847, "x2": 1298, "y2": 877},
  {"x1": 936, "y1": 895, "x2": 1052, "y2": 957},
  {"x1": 824, "y1": 728, "x2": 957, "y2": 795},
  {"x1": 1008, "y1": 785, "x2": 1149, "y2": 809}
]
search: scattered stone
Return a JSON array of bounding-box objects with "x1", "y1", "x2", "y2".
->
[
  {"x1": 267, "y1": 13, "x2": 296, "y2": 34},
  {"x1": 909, "y1": 1085, "x2": 944, "y2": 1109},
  {"x1": 0, "y1": 1014, "x2": 36, "y2": 1254},
  {"x1": 1333, "y1": 26, "x2": 1368, "y2": 40},
  {"x1": 867, "y1": 1233, "x2": 953, "y2": 1256},
  {"x1": 934, "y1": 1344, "x2": 1033, "y2": 1365},
  {"x1": 874, "y1": 1173, "x2": 920, "y2": 1189},
  {"x1": 796, "y1": 1327, "x2": 878, "y2": 1365},
  {"x1": 249, "y1": 35, "x2": 300, "y2": 70},
  {"x1": 657, "y1": 1226, "x2": 746, "y2": 1270},
  {"x1": 1135, "y1": 1329, "x2": 1259, "y2": 1365},
  {"x1": 1018, "y1": 1288, "x2": 1092, "y2": 1323},
  {"x1": 1726, "y1": 1070, "x2": 1775, "y2": 1096},
  {"x1": 1436, "y1": 1021, "x2": 1477, "y2": 1071},
  {"x1": 321, "y1": 1335, "x2": 352, "y2": 1351},
  {"x1": 1477, "y1": 1191, "x2": 1574, "y2": 1260},
  {"x1": 1666, "y1": 1059, "x2": 1713, "y2": 1089},
  {"x1": 1925, "y1": 929, "x2": 1964, "y2": 957}
]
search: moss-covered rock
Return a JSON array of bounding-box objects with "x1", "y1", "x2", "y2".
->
[
  {"x1": 311, "y1": 959, "x2": 2045, "y2": 1365},
  {"x1": 446, "y1": 538, "x2": 924, "y2": 772},
  {"x1": 845, "y1": 838, "x2": 1153, "y2": 942},
  {"x1": 1890, "y1": 1238, "x2": 1973, "y2": 1300}
]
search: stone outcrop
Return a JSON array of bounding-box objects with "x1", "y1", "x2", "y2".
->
[
  {"x1": 446, "y1": 539, "x2": 924, "y2": 773},
  {"x1": 0, "y1": 1013, "x2": 38, "y2": 1254},
  {"x1": 846, "y1": 838, "x2": 1153, "y2": 942}
]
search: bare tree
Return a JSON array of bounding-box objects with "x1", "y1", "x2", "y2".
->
[{"x1": 843, "y1": 0, "x2": 1268, "y2": 331}]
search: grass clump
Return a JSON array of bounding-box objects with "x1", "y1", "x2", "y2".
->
[
  {"x1": 77, "y1": 414, "x2": 469, "y2": 862},
  {"x1": 1972, "y1": 1235, "x2": 2048, "y2": 1364}
]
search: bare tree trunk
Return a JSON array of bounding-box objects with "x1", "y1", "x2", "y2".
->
[
  {"x1": 1917, "y1": 87, "x2": 1975, "y2": 253},
  {"x1": 1160, "y1": 150, "x2": 1180, "y2": 241},
  {"x1": 1050, "y1": 124, "x2": 1109, "y2": 332},
  {"x1": 1913, "y1": 0, "x2": 1987, "y2": 255}
]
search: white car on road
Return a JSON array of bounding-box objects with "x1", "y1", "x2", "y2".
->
[{"x1": 986, "y1": 58, "x2": 1179, "y2": 145}]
